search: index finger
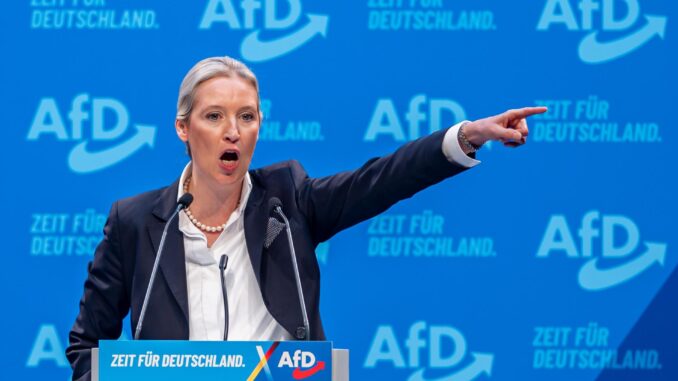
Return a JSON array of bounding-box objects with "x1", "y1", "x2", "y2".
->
[{"x1": 507, "y1": 106, "x2": 548, "y2": 119}]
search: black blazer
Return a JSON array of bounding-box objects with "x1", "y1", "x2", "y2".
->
[{"x1": 66, "y1": 129, "x2": 471, "y2": 380}]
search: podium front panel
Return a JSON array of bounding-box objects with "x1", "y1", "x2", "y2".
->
[{"x1": 97, "y1": 340, "x2": 333, "y2": 381}]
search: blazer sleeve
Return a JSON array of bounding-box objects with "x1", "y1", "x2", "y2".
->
[
  {"x1": 66, "y1": 201, "x2": 130, "y2": 381},
  {"x1": 294, "y1": 128, "x2": 473, "y2": 243}
]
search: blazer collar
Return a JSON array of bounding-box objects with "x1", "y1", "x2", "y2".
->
[
  {"x1": 148, "y1": 179, "x2": 190, "y2": 325},
  {"x1": 152, "y1": 179, "x2": 182, "y2": 222},
  {"x1": 244, "y1": 171, "x2": 268, "y2": 287}
]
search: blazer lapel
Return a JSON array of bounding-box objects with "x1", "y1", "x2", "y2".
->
[
  {"x1": 148, "y1": 180, "x2": 189, "y2": 323},
  {"x1": 145, "y1": 173, "x2": 266, "y2": 325},
  {"x1": 244, "y1": 174, "x2": 267, "y2": 288}
]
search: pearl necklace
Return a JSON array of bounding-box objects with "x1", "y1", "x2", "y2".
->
[{"x1": 183, "y1": 176, "x2": 235, "y2": 233}]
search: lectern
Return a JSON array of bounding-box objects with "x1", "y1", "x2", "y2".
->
[{"x1": 91, "y1": 340, "x2": 349, "y2": 380}]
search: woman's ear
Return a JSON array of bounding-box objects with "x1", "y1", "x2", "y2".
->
[{"x1": 175, "y1": 119, "x2": 188, "y2": 142}]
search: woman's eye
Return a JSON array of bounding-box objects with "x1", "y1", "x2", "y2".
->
[
  {"x1": 207, "y1": 112, "x2": 220, "y2": 121},
  {"x1": 241, "y1": 113, "x2": 255, "y2": 122}
]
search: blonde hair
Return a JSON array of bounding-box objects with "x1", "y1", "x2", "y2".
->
[{"x1": 176, "y1": 56, "x2": 260, "y2": 122}]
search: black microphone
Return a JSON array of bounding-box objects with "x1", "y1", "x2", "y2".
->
[
  {"x1": 134, "y1": 193, "x2": 193, "y2": 340},
  {"x1": 268, "y1": 197, "x2": 283, "y2": 213},
  {"x1": 178, "y1": 193, "x2": 194, "y2": 209},
  {"x1": 219, "y1": 254, "x2": 229, "y2": 341},
  {"x1": 268, "y1": 197, "x2": 310, "y2": 340}
]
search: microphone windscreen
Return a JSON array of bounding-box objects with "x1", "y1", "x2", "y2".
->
[
  {"x1": 178, "y1": 193, "x2": 194, "y2": 208},
  {"x1": 268, "y1": 197, "x2": 283, "y2": 212},
  {"x1": 264, "y1": 217, "x2": 285, "y2": 249}
]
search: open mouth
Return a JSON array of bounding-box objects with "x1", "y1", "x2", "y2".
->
[
  {"x1": 220, "y1": 150, "x2": 239, "y2": 162},
  {"x1": 219, "y1": 150, "x2": 239, "y2": 170}
]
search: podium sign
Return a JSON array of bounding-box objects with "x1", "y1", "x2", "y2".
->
[{"x1": 97, "y1": 340, "x2": 335, "y2": 381}]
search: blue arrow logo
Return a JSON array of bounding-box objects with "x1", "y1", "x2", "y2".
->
[
  {"x1": 578, "y1": 242, "x2": 667, "y2": 291},
  {"x1": 67, "y1": 124, "x2": 156, "y2": 173},
  {"x1": 578, "y1": 15, "x2": 667, "y2": 64},
  {"x1": 408, "y1": 353, "x2": 493, "y2": 381},
  {"x1": 240, "y1": 14, "x2": 329, "y2": 62}
]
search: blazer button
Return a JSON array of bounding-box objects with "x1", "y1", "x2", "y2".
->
[{"x1": 295, "y1": 327, "x2": 307, "y2": 340}]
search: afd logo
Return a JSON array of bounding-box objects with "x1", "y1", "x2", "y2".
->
[
  {"x1": 279, "y1": 350, "x2": 326, "y2": 379},
  {"x1": 537, "y1": 211, "x2": 667, "y2": 291},
  {"x1": 26, "y1": 94, "x2": 156, "y2": 174},
  {"x1": 364, "y1": 95, "x2": 467, "y2": 142},
  {"x1": 537, "y1": 0, "x2": 667, "y2": 64},
  {"x1": 199, "y1": 0, "x2": 328, "y2": 62},
  {"x1": 253, "y1": 343, "x2": 326, "y2": 380},
  {"x1": 365, "y1": 322, "x2": 493, "y2": 381}
]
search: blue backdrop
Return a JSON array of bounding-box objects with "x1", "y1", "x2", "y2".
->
[{"x1": 2, "y1": 0, "x2": 676, "y2": 380}]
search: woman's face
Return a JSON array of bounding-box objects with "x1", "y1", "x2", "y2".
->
[{"x1": 175, "y1": 75, "x2": 260, "y2": 188}]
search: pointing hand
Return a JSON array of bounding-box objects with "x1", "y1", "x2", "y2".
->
[{"x1": 462, "y1": 107, "x2": 548, "y2": 148}]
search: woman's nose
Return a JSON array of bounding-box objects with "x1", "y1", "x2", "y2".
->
[{"x1": 223, "y1": 119, "x2": 240, "y2": 142}]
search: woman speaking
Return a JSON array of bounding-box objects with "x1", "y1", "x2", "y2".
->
[{"x1": 66, "y1": 55, "x2": 546, "y2": 381}]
